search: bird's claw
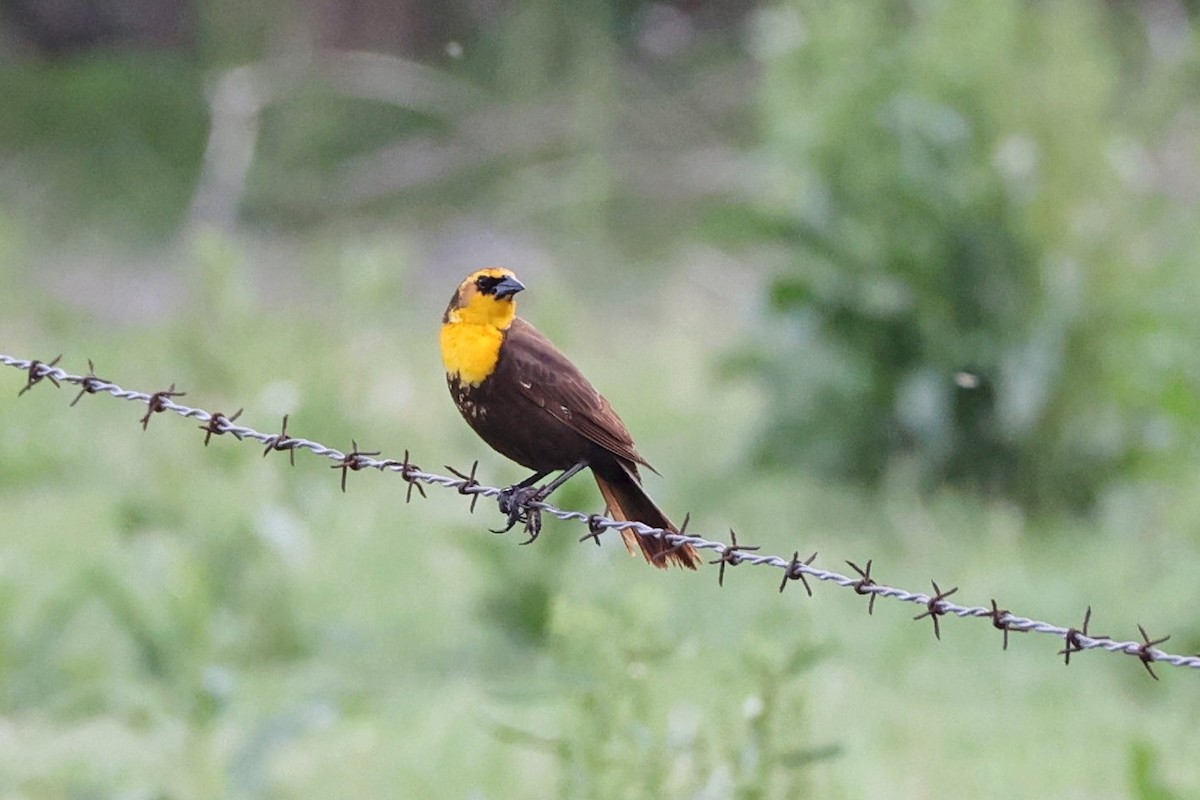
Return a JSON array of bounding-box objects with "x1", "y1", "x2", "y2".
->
[{"x1": 492, "y1": 484, "x2": 545, "y2": 542}]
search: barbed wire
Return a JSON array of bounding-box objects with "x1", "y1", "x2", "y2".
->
[{"x1": 3, "y1": 352, "x2": 1198, "y2": 677}]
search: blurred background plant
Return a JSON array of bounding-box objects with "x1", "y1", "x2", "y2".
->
[
  {"x1": 730, "y1": 1, "x2": 1200, "y2": 511},
  {"x1": 1, "y1": 0, "x2": 1199, "y2": 797}
]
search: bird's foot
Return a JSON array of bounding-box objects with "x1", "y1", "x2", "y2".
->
[{"x1": 492, "y1": 484, "x2": 545, "y2": 542}]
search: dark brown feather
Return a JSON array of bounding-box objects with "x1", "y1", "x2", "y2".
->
[{"x1": 503, "y1": 319, "x2": 653, "y2": 470}]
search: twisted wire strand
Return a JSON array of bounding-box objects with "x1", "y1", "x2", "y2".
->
[{"x1": 3, "y1": 352, "x2": 1197, "y2": 673}]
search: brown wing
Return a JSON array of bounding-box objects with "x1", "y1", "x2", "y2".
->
[{"x1": 502, "y1": 317, "x2": 654, "y2": 471}]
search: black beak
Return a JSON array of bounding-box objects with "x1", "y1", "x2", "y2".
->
[{"x1": 493, "y1": 275, "x2": 526, "y2": 299}]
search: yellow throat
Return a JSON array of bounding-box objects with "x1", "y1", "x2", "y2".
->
[{"x1": 440, "y1": 277, "x2": 518, "y2": 386}]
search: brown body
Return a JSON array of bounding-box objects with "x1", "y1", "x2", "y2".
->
[{"x1": 442, "y1": 271, "x2": 699, "y2": 570}]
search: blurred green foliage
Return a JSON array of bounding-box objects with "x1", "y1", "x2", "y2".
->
[
  {"x1": 0, "y1": 54, "x2": 207, "y2": 236},
  {"x1": 728, "y1": 0, "x2": 1200, "y2": 510}
]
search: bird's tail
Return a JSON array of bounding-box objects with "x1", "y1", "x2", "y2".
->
[{"x1": 592, "y1": 461, "x2": 700, "y2": 570}]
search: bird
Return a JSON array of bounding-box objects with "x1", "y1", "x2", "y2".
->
[{"x1": 439, "y1": 267, "x2": 700, "y2": 570}]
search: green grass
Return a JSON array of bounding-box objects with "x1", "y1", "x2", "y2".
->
[{"x1": 1, "y1": 233, "x2": 1198, "y2": 799}]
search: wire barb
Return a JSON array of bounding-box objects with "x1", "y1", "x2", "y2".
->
[
  {"x1": 580, "y1": 509, "x2": 611, "y2": 547},
  {"x1": 395, "y1": 449, "x2": 428, "y2": 503},
  {"x1": 70, "y1": 359, "x2": 109, "y2": 407},
  {"x1": 710, "y1": 529, "x2": 759, "y2": 587},
  {"x1": 140, "y1": 383, "x2": 186, "y2": 430},
  {"x1": 19, "y1": 354, "x2": 62, "y2": 396},
  {"x1": 989, "y1": 599, "x2": 1020, "y2": 651},
  {"x1": 847, "y1": 559, "x2": 879, "y2": 615},
  {"x1": 4, "y1": 352, "x2": 1200, "y2": 675},
  {"x1": 446, "y1": 461, "x2": 483, "y2": 513},
  {"x1": 913, "y1": 581, "x2": 959, "y2": 640},
  {"x1": 1132, "y1": 625, "x2": 1170, "y2": 681},
  {"x1": 779, "y1": 550, "x2": 818, "y2": 597},
  {"x1": 334, "y1": 440, "x2": 383, "y2": 492},
  {"x1": 650, "y1": 511, "x2": 697, "y2": 565},
  {"x1": 261, "y1": 414, "x2": 298, "y2": 466},
  {"x1": 199, "y1": 408, "x2": 245, "y2": 446},
  {"x1": 1059, "y1": 606, "x2": 1109, "y2": 666}
]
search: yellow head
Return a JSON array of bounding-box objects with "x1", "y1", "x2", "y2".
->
[
  {"x1": 441, "y1": 268, "x2": 526, "y2": 385},
  {"x1": 443, "y1": 267, "x2": 525, "y2": 328}
]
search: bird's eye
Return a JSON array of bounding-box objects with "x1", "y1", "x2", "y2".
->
[{"x1": 475, "y1": 275, "x2": 502, "y2": 294}]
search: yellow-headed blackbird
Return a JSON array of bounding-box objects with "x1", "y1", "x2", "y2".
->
[{"x1": 440, "y1": 267, "x2": 699, "y2": 569}]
